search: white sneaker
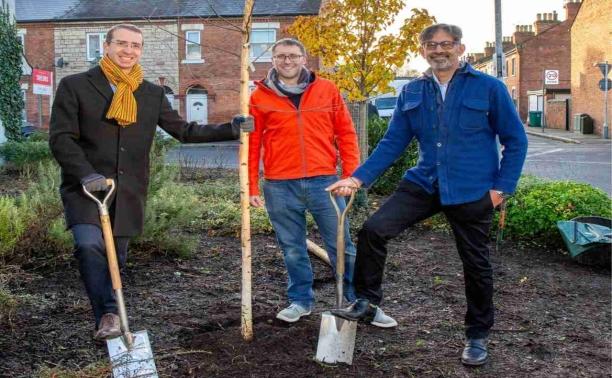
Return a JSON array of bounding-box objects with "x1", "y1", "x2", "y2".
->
[
  {"x1": 370, "y1": 307, "x2": 398, "y2": 328},
  {"x1": 276, "y1": 303, "x2": 312, "y2": 323}
]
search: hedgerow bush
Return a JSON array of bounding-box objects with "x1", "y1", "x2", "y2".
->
[
  {"x1": 505, "y1": 178, "x2": 612, "y2": 246},
  {"x1": 0, "y1": 140, "x2": 53, "y2": 174},
  {"x1": 367, "y1": 117, "x2": 418, "y2": 195}
]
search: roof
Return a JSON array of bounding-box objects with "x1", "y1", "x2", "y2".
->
[{"x1": 15, "y1": 0, "x2": 321, "y2": 22}]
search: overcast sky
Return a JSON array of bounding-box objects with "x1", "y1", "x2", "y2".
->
[{"x1": 394, "y1": 0, "x2": 568, "y2": 71}]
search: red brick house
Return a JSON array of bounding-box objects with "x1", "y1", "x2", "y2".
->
[
  {"x1": 469, "y1": 0, "x2": 582, "y2": 128},
  {"x1": 15, "y1": 0, "x2": 321, "y2": 128},
  {"x1": 570, "y1": 0, "x2": 611, "y2": 137}
]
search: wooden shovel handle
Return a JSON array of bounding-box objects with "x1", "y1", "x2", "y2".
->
[{"x1": 100, "y1": 213, "x2": 122, "y2": 290}]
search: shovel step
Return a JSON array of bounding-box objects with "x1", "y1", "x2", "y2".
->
[
  {"x1": 107, "y1": 330, "x2": 158, "y2": 378},
  {"x1": 315, "y1": 311, "x2": 357, "y2": 365}
]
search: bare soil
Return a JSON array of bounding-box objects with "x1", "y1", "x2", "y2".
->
[{"x1": 1, "y1": 223, "x2": 610, "y2": 377}]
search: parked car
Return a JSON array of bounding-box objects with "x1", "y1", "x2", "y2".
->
[{"x1": 370, "y1": 78, "x2": 413, "y2": 118}]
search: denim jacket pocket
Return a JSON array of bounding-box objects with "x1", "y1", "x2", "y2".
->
[{"x1": 460, "y1": 98, "x2": 489, "y2": 130}]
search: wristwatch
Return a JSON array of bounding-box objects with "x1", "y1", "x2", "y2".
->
[{"x1": 494, "y1": 190, "x2": 508, "y2": 199}]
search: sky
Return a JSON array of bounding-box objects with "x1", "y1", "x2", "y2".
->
[{"x1": 395, "y1": 0, "x2": 567, "y2": 72}]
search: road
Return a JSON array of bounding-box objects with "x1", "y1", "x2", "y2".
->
[
  {"x1": 166, "y1": 135, "x2": 611, "y2": 195},
  {"x1": 523, "y1": 135, "x2": 611, "y2": 194}
]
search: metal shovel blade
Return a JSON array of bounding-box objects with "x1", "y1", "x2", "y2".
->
[
  {"x1": 315, "y1": 311, "x2": 357, "y2": 365},
  {"x1": 107, "y1": 330, "x2": 158, "y2": 378}
]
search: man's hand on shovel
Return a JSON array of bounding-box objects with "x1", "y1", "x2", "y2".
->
[{"x1": 326, "y1": 177, "x2": 362, "y2": 197}]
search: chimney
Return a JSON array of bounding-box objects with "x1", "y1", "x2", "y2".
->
[
  {"x1": 502, "y1": 36, "x2": 513, "y2": 51},
  {"x1": 466, "y1": 54, "x2": 475, "y2": 64},
  {"x1": 534, "y1": 11, "x2": 559, "y2": 34},
  {"x1": 513, "y1": 24, "x2": 535, "y2": 45},
  {"x1": 484, "y1": 42, "x2": 495, "y2": 57},
  {"x1": 564, "y1": 0, "x2": 581, "y2": 21}
]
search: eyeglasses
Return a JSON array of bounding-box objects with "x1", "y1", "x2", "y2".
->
[
  {"x1": 272, "y1": 54, "x2": 303, "y2": 62},
  {"x1": 110, "y1": 40, "x2": 143, "y2": 50},
  {"x1": 422, "y1": 41, "x2": 458, "y2": 51}
]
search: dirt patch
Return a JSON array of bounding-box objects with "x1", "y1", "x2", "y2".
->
[
  {"x1": 0, "y1": 225, "x2": 610, "y2": 377},
  {"x1": 0, "y1": 170, "x2": 30, "y2": 197}
]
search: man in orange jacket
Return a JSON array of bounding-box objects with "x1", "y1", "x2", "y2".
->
[{"x1": 248, "y1": 38, "x2": 395, "y2": 326}]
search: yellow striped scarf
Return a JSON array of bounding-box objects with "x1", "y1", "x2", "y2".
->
[{"x1": 99, "y1": 55, "x2": 143, "y2": 127}]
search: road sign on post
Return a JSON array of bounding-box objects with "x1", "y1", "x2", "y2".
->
[
  {"x1": 32, "y1": 69, "x2": 53, "y2": 95},
  {"x1": 544, "y1": 70, "x2": 559, "y2": 85}
]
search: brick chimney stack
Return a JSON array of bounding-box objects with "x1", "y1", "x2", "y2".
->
[
  {"x1": 564, "y1": 0, "x2": 582, "y2": 21},
  {"x1": 512, "y1": 25, "x2": 535, "y2": 45},
  {"x1": 484, "y1": 42, "x2": 495, "y2": 57},
  {"x1": 533, "y1": 11, "x2": 561, "y2": 34}
]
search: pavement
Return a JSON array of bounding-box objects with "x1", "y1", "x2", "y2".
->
[{"x1": 524, "y1": 125, "x2": 612, "y2": 144}]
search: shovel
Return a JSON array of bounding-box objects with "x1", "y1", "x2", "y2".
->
[
  {"x1": 83, "y1": 179, "x2": 158, "y2": 378},
  {"x1": 315, "y1": 191, "x2": 357, "y2": 365}
]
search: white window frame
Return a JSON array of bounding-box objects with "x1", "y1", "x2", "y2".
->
[
  {"x1": 183, "y1": 30, "x2": 204, "y2": 64},
  {"x1": 250, "y1": 23, "x2": 279, "y2": 63},
  {"x1": 21, "y1": 89, "x2": 27, "y2": 121},
  {"x1": 86, "y1": 32, "x2": 106, "y2": 61}
]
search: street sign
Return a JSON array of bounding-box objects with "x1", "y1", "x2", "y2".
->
[
  {"x1": 597, "y1": 63, "x2": 611, "y2": 77},
  {"x1": 32, "y1": 69, "x2": 53, "y2": 95},
  {"x1": 599, "y1": 79, "x2": 612, "y2": 91},
  {"x1": 545, "y1": 70, "x2": 559, "y2": 85}
]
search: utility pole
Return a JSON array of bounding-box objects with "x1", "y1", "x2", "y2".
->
[{"x1": 494, "y1": 0, "x2": 503, "y2": 79}]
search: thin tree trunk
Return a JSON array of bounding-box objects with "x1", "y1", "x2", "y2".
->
[{"x1": 239, "y1": 0, "x2": 255, "y2": 342}]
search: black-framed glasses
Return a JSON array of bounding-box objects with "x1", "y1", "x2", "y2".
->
[
  {"x1": 423, "y1": 41, "x2": 458, "y2": 51},
  {"x1": 110, "y1": 40, "x2": 143, "y2": 50},
  {"x1": 272, "y1": 54, "x2": 303, "y2": 62}
]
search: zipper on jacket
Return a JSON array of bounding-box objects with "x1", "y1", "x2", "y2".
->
[{"x1": 289, "y1": 89, "x2": 310, "y2": 179}]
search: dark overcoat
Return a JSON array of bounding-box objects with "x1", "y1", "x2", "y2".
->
[{"x1": 49, "y1": 66, "x2": 237, "y2": 236}]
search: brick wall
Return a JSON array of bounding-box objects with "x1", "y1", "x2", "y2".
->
[
  {"x1": 177, "y1": 17, "x2": 319, "y2": 124},
  {"x1": 571, "y1": 0, "x2": 610, "y2": 136},
  {"x1": 515, "y1": 16, "x2": 573, "y2": 122},
  {"x1": 18, "y1": 23, "x2": 54, "y2": 129},
  {"x1": 545, "y1": 99, "x2": 568, "y2": 129},
  {"x1": 54, "y1": 21, "x2": 179, "y2": 91},
  {"x1": 503, "y1": 51, "x2": 521, "y2": 116}
]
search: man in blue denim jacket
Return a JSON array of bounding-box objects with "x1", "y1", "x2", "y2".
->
[{"x1": 327, "y1": 23, "x2": 528, "y2": 366}]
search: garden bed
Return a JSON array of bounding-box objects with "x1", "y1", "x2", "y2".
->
[{"x1": 0, "y1": 224, "x2": 609, "y2": 377}]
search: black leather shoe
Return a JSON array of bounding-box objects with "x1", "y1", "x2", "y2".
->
[
  {"x1": 461, "y1": 338, "x2": 489, "y2": 366},
  {"x1": 330, "y1": 298, "x2": 376, "y2": 322}
]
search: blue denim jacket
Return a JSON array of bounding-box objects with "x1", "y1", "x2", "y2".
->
[{"x1": 353, "y1": 64, "x2": 528, "y2": 205}]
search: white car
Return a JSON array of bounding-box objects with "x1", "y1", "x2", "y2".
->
[{"x1": 371, "y1": 78, "x2": 413, "y2": 118}]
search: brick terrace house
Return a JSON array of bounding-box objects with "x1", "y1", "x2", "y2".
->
[
  {"x1": 570, "y1": 0, "x2": 611, "y2": 137},
  {"x1": 15, "y1": 0, "x2": 321, "y2": 129},
  {"x1": 469, "y1": 0, "x2": 582, "y2": 129}
]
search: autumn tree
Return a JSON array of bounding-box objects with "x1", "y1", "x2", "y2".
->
[{"x1": 289, "y1": 0, "x2": 434, "y2": 161}]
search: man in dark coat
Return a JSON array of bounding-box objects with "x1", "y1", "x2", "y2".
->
[{"x1": 49, "y1": 23, "x2": 246, "y2": 340}]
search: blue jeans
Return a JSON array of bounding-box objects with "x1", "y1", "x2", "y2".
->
[
  {"x1": 71, "y1": 224, "x2": 129, "y2": 328},
  {"x1": 263, "y1": 175, "x2": 357, "y2": 309}
]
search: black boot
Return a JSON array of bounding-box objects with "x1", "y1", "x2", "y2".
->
[
  {"x1": 331, "y1": 298, "x2": 376, "y2": 322},
  {"x1": 461, "y1": 338, "x2": 488, "y2": 366}
]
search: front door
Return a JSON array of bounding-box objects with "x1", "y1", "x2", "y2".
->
[{"x1": 186, "y1": 94, "x2": 208, "y2": 124}]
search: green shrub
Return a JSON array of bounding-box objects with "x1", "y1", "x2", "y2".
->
[
  {"x1": 0, "y1": 196, "x2": 25, "y2": 258},
  {"x1": 367, "y1": 117, "x2": 418, "y2": 195},
  {"x1": 0, "y1": 140, "x2": 52, "y2": 173},
  {"x1": 505, "y1": 179, "x2": 612, "y2": 246}
]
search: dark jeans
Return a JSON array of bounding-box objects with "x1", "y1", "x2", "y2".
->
[
  {"x1": 354, "y1": 180, "x2": 494, "y2": 338},
  {"x1": 71, "y1": 224, "x2": 129, "y2": 328}
]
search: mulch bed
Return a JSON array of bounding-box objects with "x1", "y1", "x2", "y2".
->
[{"x1": 1, "y1": 225, "x2": 609, "y2": 377}]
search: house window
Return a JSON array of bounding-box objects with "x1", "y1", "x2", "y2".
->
[
  {"x1": 504, "y1": 59, "x2": 509, "y2": 78},
  {"x1": 21, "y1": 89, "x2": 27, "y2": 121},
  {"x1": 17, "y1": 34, "x2": 24, "y2": 52},
  {"x1": 511, "y1": 58, "x2": 515, "y2": 76},
  {"x1": 250, "y1": 25, "x2": 277, "y2": 62},
  {"x1": 185, "y1": 31, "x2": 201, "y2": 61},
  {"x1": 87, "y1": 33, "x2": 106, "y2": 61}
]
